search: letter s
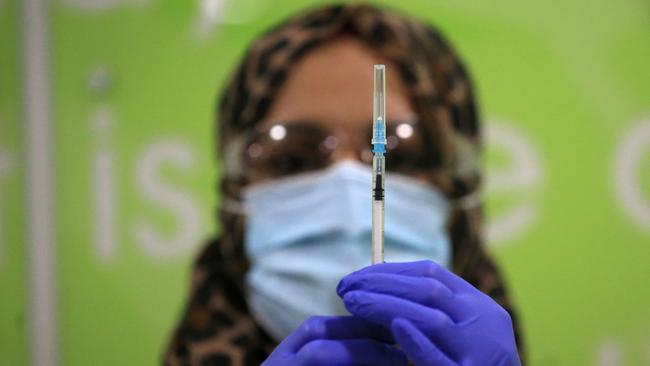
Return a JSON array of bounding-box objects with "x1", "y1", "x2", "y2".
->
[{"x1": 133, "y1": 139, "x2": 202, "y2": 259}]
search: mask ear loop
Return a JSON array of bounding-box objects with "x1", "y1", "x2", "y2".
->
[
  {"x1": 222, "y1": 120, "x2": 279, "y2": 181},
  {"x1": 410, "y1": 116, "x2": 483, "y2": 212},
  {"x1": 449, "y1": 133, "x2": 482, "y2": 211},
  {"x1": 453, "y1": 190, "x2": 482, "y2": 210},
  {"x1": 220, "y1": 133, "x2": 251, "y2": 216},
  {"x1": 221, "y1": 197, "x2": 249, "y2": 215},
  {"x1": 222, "y1": 134, "x2": 246, "y2": 181}
]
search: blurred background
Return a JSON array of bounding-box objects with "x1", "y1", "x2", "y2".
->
[{"x1": 1, "y1": 0, "x2": 649, "y2": 365}]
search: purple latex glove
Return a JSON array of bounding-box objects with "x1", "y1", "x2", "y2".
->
[
  {"x1": 337, "y1": 260, "x2": 521, "y2": 366},
  {"x1": 261, "y1": 316, "x2": 407, "y2": 366}
]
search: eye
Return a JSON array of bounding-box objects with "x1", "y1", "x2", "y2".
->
[
  {"x1": 384, "y1": 120, "x2": 431, "y2": 174},
  {"x1": 244, "y1": 122, "x2": 334, "y2": 180},
  {"x1": 267, "y1": 147, "x2": 326, "y2": 176},
  {"x1": 386, "y1": 148, "x2": 422, "y2": 175}
]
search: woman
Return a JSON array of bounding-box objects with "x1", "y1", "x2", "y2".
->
[{"x1": 165, "y1": 3, "x2": 524, "y2": 365}]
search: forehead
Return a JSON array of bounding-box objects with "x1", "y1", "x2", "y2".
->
[{"x1": 261, "y1": 36, "x2": 414, "y2": 130}]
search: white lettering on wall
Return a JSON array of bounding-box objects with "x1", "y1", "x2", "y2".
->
[
  {"x1": 194, "y1": 0, "x2": 229, "y2": 38},
  {"x1": 596, "y1": 340, "x2": 623, "y2": 366},
  {"x1": 614, "y1": 117, "x2": 650, "y2": 233},
  {"x1": 61, "y1": 0, "x2": 150, "y2": 12},
  {"x1": 0, "y1": 144, "x2": 12, "y2": 266},
  {"x1": 194, "y1": 0, "x2": 268, "y2": 39},
  {"x1": 485, "y1": 120, "x2": 544, "y2": 245},
  {"x1": 133, "y1": 139, "x2": 202, "y2": 259},
  {"x1": 594, "y1": 333, "x2": 650, "y2": 365},
  {"x1": 91, "y1": 107, "x2": 117, "y2": 262}
]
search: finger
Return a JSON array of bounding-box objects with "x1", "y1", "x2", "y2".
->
[
  {"x1": 347, "y1": 261, "x2": 436, "y2": 277},
  {"x1": 284, "y1": 316, "x2": 395, "y2": 352},
  {"x1": 337, "y1": 272, "x2": 469, "y2": 321},
  {"x1": 296, "y1": 339, "x2": 407, "y2": 366},
  {"x1": 342, "y1": 291, "x2": 454, "y2": 338},
  {"x1": 349, "y1": 260, "x2": 472, "y2": 293},
  {"x1": 391, "y1": 318, "x2": 456, "y2": 366}
]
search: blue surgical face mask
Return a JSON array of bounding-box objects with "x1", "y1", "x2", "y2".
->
[{"x1": 241, "y1": 161, "x2": 451, "y2": 341}]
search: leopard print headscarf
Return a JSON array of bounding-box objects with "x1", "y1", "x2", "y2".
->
[{"x1": 164, "y1": 3, "x2": 525, "y2": 365}]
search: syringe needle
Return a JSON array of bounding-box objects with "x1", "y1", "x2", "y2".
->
[{"x1": 371, "y1": 65, "x2": 386, "y2": 264}]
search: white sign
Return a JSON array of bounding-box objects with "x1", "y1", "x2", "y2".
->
[
  {"x1": 613, "y1": 116, "x2": 650, "y2": 233},
  {"x1": 133, "y1": 138, "x2": 203, "y2": 259},
  {"x1": 485, "y1": 120, "x2": 544, "y2": 245},
  {"x1": 0, "y1": 145, "x2": 12, "y2": 266},
  {"x1": 61, "y1": 0, "x2": 150, "y2": 12}
]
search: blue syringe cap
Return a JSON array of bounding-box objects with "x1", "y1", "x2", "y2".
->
[{"x1": 371, "y1": 118, "x2": 387, "y2": 153}]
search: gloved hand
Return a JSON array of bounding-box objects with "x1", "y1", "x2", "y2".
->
[
  {"x1": 261, "y1": 315, "x2": 407, "y2": 366},
  {"x1": 337, "y1": 260, "x2": 521, "y2": 366}
]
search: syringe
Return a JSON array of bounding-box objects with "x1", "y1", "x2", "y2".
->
[{"x1": 371, "y1": 65, "x2": 386, "y2": 264}]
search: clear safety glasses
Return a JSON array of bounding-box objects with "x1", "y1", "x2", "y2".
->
[{"x1": 242, "y1": 119, "x2": 439, "y2": 183}]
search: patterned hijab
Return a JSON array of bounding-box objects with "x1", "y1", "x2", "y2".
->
[{"x1": 165, "y1": 3, "x2": 524, "y2": 365}]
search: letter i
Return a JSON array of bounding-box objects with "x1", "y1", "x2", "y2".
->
[{"x1": 92, "y1": 106, "x2": 117, "y2": 262}]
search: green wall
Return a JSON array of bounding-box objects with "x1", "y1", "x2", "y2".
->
[
  {"x1": 1, "y1": 0, "x2": 649, "y2": 365},
  {"x1": 0, "y1": 0, "x2": 28, "y2": 365}
]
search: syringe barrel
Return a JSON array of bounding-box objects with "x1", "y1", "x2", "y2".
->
[
  {"x1": 371, "y1": 154, "x2": 385, "y2": 264},
  {"x1": 372, "y1": 155, "x2": 385, "y2": 200}
]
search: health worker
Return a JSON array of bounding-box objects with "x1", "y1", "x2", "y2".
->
[{"x1": 165, "y1": 4, "x2": 525, "y2": 366}]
